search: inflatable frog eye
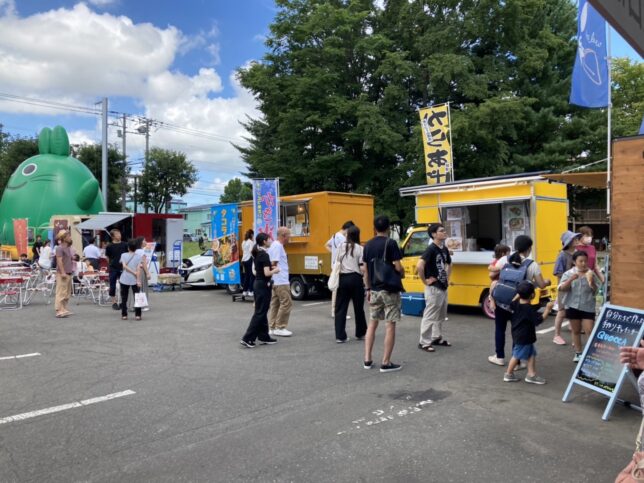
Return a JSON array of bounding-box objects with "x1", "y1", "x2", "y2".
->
[{"x1": 21, "y1": 163, "x2": 38, "y2": 176}]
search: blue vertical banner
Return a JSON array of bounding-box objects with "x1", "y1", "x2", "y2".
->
[
  {"x1": 210, "y1": 203, "x2": 240, "y2": 284},
  {"x1": 639, "y1": 115, "x2": 644, "y2": 135},
  {"x1": 570, "y1": 0, "x2": 609, "y2": 108},
  {"x1": 252, "y1": 179, "x2": 280, "y2": 239}
]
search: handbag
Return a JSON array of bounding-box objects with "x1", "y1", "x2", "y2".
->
[
  {"x1": 327, "y1": 253, "x2": 345, "y2": 291},
  {"x1": 134, "y1": 292, "x2": 149, "y2": 308},
  {"x1": 372, "y1": 238, "x2": 404, "y2": 292}
]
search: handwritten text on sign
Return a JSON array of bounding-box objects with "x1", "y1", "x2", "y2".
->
[{"x1": 419, "y1": 103, "x2": 453, "y2": 185}]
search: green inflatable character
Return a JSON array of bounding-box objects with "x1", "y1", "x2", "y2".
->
[{"x1": 0, "y1": 126, "x2": 105, "y2": 245}]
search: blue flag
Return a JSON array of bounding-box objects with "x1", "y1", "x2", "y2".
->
[
  {"x1": 570, "y1": 0, "x2": 608, "y2": 108},
  {"x1": 639, "y1": 115, "x2": 644, "y2": 135}
]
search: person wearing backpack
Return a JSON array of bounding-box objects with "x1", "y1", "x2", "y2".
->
[{"x1": 488, "y1": 235, "x2": 551, "y2": 367}]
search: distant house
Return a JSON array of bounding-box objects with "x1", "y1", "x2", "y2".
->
[
  {"x1": 178, "y1": 204, "x2": 213, "y2": 238},
  {"x1": 169, "y1": 199, "x2": 188, "y2": 214}
]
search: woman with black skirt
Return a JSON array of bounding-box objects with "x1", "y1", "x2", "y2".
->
[
  {"x1": 240, "y1": 233, "x2": 280, "y2": 348},
  {"x1": 334, "y1": 225, "x2": 367, "y2": 342}
]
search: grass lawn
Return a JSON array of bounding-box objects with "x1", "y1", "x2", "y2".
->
[{"x1": 183, "y1": 241, "x2": 207, "y2": 258}]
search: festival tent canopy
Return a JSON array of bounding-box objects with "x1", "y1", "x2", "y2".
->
[
  {"x1": 543, "y1": 172, "x2": 607, "y2": 189},
  {"x1": 74, "y1": 213, "x2": 132, "y2": 231}
]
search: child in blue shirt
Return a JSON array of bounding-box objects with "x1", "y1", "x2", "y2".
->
[{"x1": 504, "y1": 281, "x2": 555, "y2": 384}]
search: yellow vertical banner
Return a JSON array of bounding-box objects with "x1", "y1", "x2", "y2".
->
[{"x1": 419, "y1": 103, "x2": 453, "y2": 185}]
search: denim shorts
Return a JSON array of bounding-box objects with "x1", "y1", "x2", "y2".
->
[{"x1": 512, "y1": 344, "x2": 537, "y2": 360}]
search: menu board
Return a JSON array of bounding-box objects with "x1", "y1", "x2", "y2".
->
[
  {"x1": 576, "y1": 305, "x2": 644, "y2": 393},
  {"x1": 563, "y1": 304, "x2": 644, "y2": 420}
]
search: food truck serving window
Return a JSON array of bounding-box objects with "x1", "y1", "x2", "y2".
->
[
  {"x1": 440, "y1": 201, "x2": 530, "y2": 253},
  {"x1": 281, "y1": 201, "x2": 310, "y2": 237}
]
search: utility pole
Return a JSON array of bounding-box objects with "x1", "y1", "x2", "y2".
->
[
  {"x1": 101, "y1": 98, "x2": 108, "y2": 209},
  {"x1": 121, "y1": 113, "x2": 127, "y2": 212},
  {"x1": 144, "y1": 118, "x2": 150, "y2": 168}
]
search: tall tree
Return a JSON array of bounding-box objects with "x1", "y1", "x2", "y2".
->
[
  {"x1": 237, "y1": 0, "x2": 607, "y2": 225},
  {"x1": 220, "y1": 178, "x2": 253, "y2": 203},
  {"x1": 75, "y1": 144, "x2": 128, "y2": 212},
  {"x1": 611, "y1": 58, "x2": 644, "y2": 138},
  {"x1": 139, "y1": 148, "x2": 198, "y2": 213}
]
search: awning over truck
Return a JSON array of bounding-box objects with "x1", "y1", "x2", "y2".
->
[
  {"x1": 74, "y1": 213, "x2": 132, "y2": 231},
  {"x1": 543, "y1": 172, "x2": 607, "y2": 189}
]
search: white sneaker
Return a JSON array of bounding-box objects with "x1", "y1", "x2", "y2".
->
[
  {"x1": 269, "y1": 329, "x2": 275, "y2": 336},
  {"x1": 516, "y1": 362, "x2": 527, "y2": 371},
  {"x1": 273, "y1": 328, "x2": 293, "y2": 337},
  {"x1": 248, "y1": 292, "x2": 254, "y2": 297},
  {"x1": 488, "y1": 355, "x2": 505, "y2": 366},
  {"x1": 243, "y1": 291, "x2": 248, "y2": 296}
]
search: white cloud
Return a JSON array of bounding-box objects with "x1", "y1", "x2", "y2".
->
[{"x1": 0, "y1": 3, "x2": 261, "y2": 205}]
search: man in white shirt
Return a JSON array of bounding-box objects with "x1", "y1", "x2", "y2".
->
[
  {"x1": 268, "y1": 227, "x2": 293, "y2": 336},
  {"x1": 325, "y1": 220, "x2": 354, "y2": 318},
  {"x1": 82, "y1": 237, "x2": 101, "y2": 270}
]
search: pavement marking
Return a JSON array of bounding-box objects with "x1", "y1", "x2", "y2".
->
[
  {"x1": 337, "y1": 399, "x2": 433, "y2": 435},
  {"x1": 302, "y1": 302, "x2": 327, "y2": 307},
  {"x1": 537, "y1": 321, "x2": 569, "y2": 335},
  {"x1": 0, "y1": 352, "x2": 41, "y2": 361},
  {"x1": 0, "y1": 390, "x2": 136, "y2": 425}
]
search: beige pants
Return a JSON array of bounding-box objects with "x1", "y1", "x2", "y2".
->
[
  {"x1": 55, "y1": 273, "x2": 72, "y2": 313},
  {"x1": 419, "y1": 285, "x2": 448, "y2": 346},
  {"x1": 269, "y1": 284, "x2": 293, "y2": 329}
]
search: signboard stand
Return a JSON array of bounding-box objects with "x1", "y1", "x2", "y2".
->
[{"x1": 563, "y1": 304, "x2": 644, "y2": 421}]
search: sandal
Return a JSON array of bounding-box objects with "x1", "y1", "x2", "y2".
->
[
  {"x1": 418, "y1": 343, "x2": 436, "y2": 352},
  {"x1": 431, "y1": 338, "x2": 452, "y2": 347}
]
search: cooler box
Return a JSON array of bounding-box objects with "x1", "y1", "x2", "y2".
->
[{"x1": 401, "y1": 292, "x2": 425, "y2": 316}]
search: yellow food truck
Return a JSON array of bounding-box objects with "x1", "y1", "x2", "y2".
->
[
  {"x1": 236, "y1": 191, "x2": 374, "y2": 299},
  {"x1": 399, "y1": 173, "x2": 567, "y2": 317}
]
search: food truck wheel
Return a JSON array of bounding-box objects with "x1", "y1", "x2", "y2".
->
[
  {"x1": 290, "y1": 276, "x2": 308, "y2": 301},
  {"x1": 481, "y1": 290, "x2": 495, "y2": 320},
  {"x1": 226, "y1": 283, "x2": 242, "y2": 295}
]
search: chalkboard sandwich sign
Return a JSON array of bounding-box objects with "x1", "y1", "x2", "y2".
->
[{"x1": 563, "y1": 304, "x2": 644, "y2": 421}]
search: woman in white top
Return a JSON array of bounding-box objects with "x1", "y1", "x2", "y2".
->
[
  {"x1": 334, "y1": 225, "x2": 367, "y2": 342},
  {"x1": 38, "y1": 239, "x2": 52, "y2": 270},
  {"x1": 241, "y1": 229, "x2": 255, "y2": 296}
]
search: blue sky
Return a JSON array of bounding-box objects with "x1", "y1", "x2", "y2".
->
[{"x1": 0, "y1": 0, "x2": 641, "y2": 206}]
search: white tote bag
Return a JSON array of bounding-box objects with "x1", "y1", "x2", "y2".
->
[
  {"x1": 134, "y1": 292, "x2": 149, "y2": 308},
  {"x1": 327, "y1": 254, "x2": 344, "y2": 291}
]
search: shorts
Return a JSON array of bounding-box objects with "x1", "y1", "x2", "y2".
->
[
  {"x1": 369, "y1": 290, "x2": 401, "y2": 323},
  {"x1": 512, "y1": 344, "x2": 537, "y2": 360},
  {"x1": 566, "y1": 307, "x2": 595, "y2": 321}
]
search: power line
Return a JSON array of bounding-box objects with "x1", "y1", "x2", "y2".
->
[{"x1": 0, "y1": 92, "x2": 239, "y2": 144}]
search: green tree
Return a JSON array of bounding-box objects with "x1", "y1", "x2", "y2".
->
[
  {"x1": 0, "y1": 135, "x2": 38, "y2": 193},
  {"x1": 219, "y1": 178, "x2": 252, "y2": 203},
  {"x1": 611, "y1": 58, "x2": 644, "y2": 138},
  {"x1": 75, "y1": 144, "x2": 128, "y2": 212},
  {"x1": 236, "y1": 0, "x2": 607, "y2": 225},
  {"x1": 139, "y1": 148, "x2": 198, "y2": 213}
]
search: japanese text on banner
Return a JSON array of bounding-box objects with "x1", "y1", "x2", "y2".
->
[
  {"x1": 419, "y1": 104, "x2": 453, "y2": 185},
  {"x1": 210, "y1": 204, "x2": 240, "y2": 284},
  {"x1": 252, "y1": 179, "x2": 279, "y2": 239},
  {"x1": 13, "y1": 219, "x2": 28, "y2": 257}
]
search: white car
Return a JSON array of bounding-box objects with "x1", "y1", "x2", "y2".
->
[{"x1": 180, "y1": 250, "x2": 215, "y2": 287}]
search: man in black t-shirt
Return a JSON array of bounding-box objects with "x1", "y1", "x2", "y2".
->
[
  {"x1": 105, "y1": 229, "x2": 128, "y2": 310},
  {"x1": 362, "y1": 215, "x2": 405, "y2": 373},
  {"x1": 416, "y1": 223, "x2": 452, "y2": 351}
]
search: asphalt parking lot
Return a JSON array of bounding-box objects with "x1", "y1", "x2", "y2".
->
[{"x1": 0, "y1": 287, "x2": 640, "y2": 482}]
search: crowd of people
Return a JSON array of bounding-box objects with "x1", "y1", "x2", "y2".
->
[
  {"x1": 24, "y1": 228, "x2": 152, "y2": 321},
  {"x1": 237, "y1": 215, "x2": 606, "y2": 382}
]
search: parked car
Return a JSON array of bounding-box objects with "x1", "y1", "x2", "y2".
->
[{"x1": 179, "y1": 249, "x2": 215, "y2": 287}]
